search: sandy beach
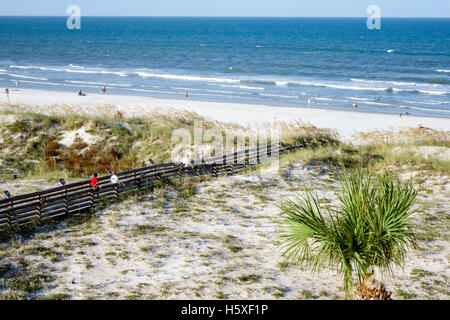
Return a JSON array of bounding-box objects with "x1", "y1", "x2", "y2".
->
[{"x1": 1, "y1": 89, "x2": 449, "y2": 140}]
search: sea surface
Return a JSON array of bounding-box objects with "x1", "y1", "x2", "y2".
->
[{"x1": 0, "y1": 17, "x2": 449, "y2": 117}]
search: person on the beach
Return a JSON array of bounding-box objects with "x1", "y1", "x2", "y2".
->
[
  {"x1": 101, "y1": 86, "x2": 106, "y2": 94},
  {"x1": 185, "y1": 90, "x2": 189, "y2": 100},
  {"x1": 91, "y1": 173, "x2": 98, "y2": 188},
  {"x1": 15, "y1": 81, "x2": 18, "y2": 89},
  {"x1": 5, "y1": 88, "x2": 9, "y2": 103},
  {"x1": 308, "y1": 97, "x2": 311, "y2": 108},
  {"x1": 110, "y1": 172, "x2": 119, "y2": 184},
  {"x1": 78, "y1": 90, "x2": 86, "y2": 96},
  {"x1": 353, "y1": 100, "x2": 358, "y2": 111}
]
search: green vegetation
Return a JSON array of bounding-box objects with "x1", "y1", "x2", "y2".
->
[
  {"x1": 0, "y1": 110, "x2": 339, "y2": 179},
  {"x1": 238, "y1": 274, "x2": 261, "y2": 284},
  {"x1": 3, "y1": 273, "x2": 54, "y2": 293},
  {"x1": 279, "y1": 169, "x2": 418, "y2": 298}
]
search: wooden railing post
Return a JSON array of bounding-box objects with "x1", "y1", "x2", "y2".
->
[
  {"x1": 7, "y1": 199, "x2": 13, "y2": 226},
  {"x1": 89, "y1": 187, "x2": 95, "y2": 207},
  {"x1": 113, "y1": 184, "x2": 118, "y2": 200},
  {"x1": 63, "y1": 188, "x2": 68, "y2": 216},
  {"x1": 195, "y1": 165, "x2": 200, "y2": 177},
  {"x1": 137, "y1": 173, "x2": 145, "y2": 192},
  {"x1": 257, "y1": 145, "x2": 260, "y2": 164},
  {"x1": 245, "y1": 148, "x2": 250, "y2": 166},
  {"x1": 37, "y1": 196, "x2": 43, "y2": 222}
]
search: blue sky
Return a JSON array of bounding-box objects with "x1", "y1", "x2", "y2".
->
[{"x1": 0, "y1": 0, "x2": 449, "y2": 17}]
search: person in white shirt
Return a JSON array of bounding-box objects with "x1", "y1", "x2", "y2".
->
[{"x1": 110, "y1": 172, "x2": 119, "y2": 184}]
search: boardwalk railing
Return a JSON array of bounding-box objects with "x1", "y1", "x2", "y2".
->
[{"x1": 0, "y1": 142, "x2": 302, "y2": 229}]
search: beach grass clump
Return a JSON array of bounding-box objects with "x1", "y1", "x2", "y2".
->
[
  {"x1": 278, "y1": 121, "x2": 341, "y2": 148},
  {"x1": 3, "y1": 273, "x2": 54, "y2": 293},
  {"x1": 238, "y1": 274, "x2": 261, "y2": 284},
  {"x1": 356, "y1": 128, "x2": 450, "y2": 148},
  {"x1": 0, "y1": 109, "x2": 343, "y2": 179},
  {"x1": 279, "y1": 169, "x2": 418, "y2": 299}
]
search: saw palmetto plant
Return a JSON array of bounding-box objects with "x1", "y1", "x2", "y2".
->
[{"x1": 279, "y1": 169, "x2": 418, "y2": 299}]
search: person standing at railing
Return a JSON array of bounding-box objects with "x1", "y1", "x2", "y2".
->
[
  {"x1": 91, "y1": 173, "x2": 98, "y2": 188},
  {"x1": 110, "y1": 172, "x2": 119, "y2": 184}
]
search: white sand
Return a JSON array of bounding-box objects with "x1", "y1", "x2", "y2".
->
[
  {"x1": 1, "y1": 160, "x2": 448, "y2": 300},
  {"x1": 2, "y1": 89, "x2": 449, "y2": 140}
]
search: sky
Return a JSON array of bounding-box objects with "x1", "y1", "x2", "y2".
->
[{"x1": 0, "y1": 0, "x2": 449, "y2": 17}]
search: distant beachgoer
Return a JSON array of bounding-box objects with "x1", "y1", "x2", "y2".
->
[
  {"x1": 78, "y1": 90, "x2": 86, "y2": 96},
  {"x1": 5, "y1": 88, "x2": 9, "y2": 103},
  {"x1": 101, "y1": 86, "x2": 107, "y2": 94},
  {"x1": 91, "y1": 173, "x2": 98, "y2": 188},
  {"x1": 15, "y1": 81, "x2": 18, "y2": 88},
  {"x1": 110, "y1": 172, "x2": 119, "y2": 184},
  {"x1": 353, "y1": 100, "x2": 358, "y2": 111},
  {"x1": 185, "y1": 90, "x2": 189, "y2": 100},
  {"x1": 399, "y1": 113, "x2": 403, "y2": 118},
  {"x1": 308, "y1": 97, "x2": 311, "y2": 108}
]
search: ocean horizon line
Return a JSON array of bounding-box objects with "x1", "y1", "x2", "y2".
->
[{"x1": 1, "y1": 15, "x2": 450, "y2": 19}]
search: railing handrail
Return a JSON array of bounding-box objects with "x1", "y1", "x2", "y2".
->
[{"x1": 0, "y1": 142, "x2": 303, "y2": 228}]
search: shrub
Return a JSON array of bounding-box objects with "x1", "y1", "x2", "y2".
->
[{"x1": 279, "y1": 169, "x2": 418, "y2": 298}]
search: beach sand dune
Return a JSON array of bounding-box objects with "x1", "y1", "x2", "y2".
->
[{"x1": 1, "y1": 89, "x2": 449, "y2": 140}]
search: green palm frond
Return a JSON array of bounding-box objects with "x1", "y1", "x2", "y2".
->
[{"x1": 278, "y1": 169, "x2": 418, "y2": 297}]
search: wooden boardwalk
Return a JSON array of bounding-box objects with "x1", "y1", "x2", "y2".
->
[{"x1": 0, "y1": 142, "x2": 301, "y2": 229}]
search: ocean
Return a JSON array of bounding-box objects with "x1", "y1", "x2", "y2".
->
[{"x1": 0, "y1": 17, "x2": 449, "y2": 117}]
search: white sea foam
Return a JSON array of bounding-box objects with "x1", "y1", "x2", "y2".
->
[
  {"x1": 405, "y1": 105, "x2": 450, "y2": 113},
  {"x1": 0, "y1": 72, "x2": 48, "y2": 81},
  {"x1": 9, "y1": 65, "x2": 129, "y2": 77},
  {"x1": 259, "y1": 93, "x2": 298, "y2": 99},
  {"x1": 391, "y1": 88, "x2": 448, "y2": 95},
  {"x1": 346, "y1": 97, "x2": 374, "y2": 101},
  {"x1": 129, "y1": 88, "x2": 178, "y2": 95},
  {"x1": 436, "y1": 69, "x2": 450, "y2": 73},
  {"x1": 65, "y1": 80, "x2": 132, "y2": 87},
  {"x1": 208, "y1": 83, "x2": 265, "y2": 90},
  {"x1": 351, "y1": 78, "x2": 447, "y2": 88},
  {"x1": 14, "y1": 79, "x2": 99, "y2": 89},
  {"x1": 314, "y1": 97, "x2": 348, "y2": 102},
  {"x1": 135, "y1": 71, "x2": 240, "y2": 83}
]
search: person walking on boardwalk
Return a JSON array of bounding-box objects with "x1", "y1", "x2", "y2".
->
[
  {"x1": 110, "y1": 172, "x2": 119, "y2": 184},
  {"x1": 91, "y1": 173, "x2": 98, "y2": 188}
]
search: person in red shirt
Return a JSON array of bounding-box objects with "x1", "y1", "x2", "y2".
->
[{"x1": 91, "y1": 173, "x2": 98, "y2": 188}]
